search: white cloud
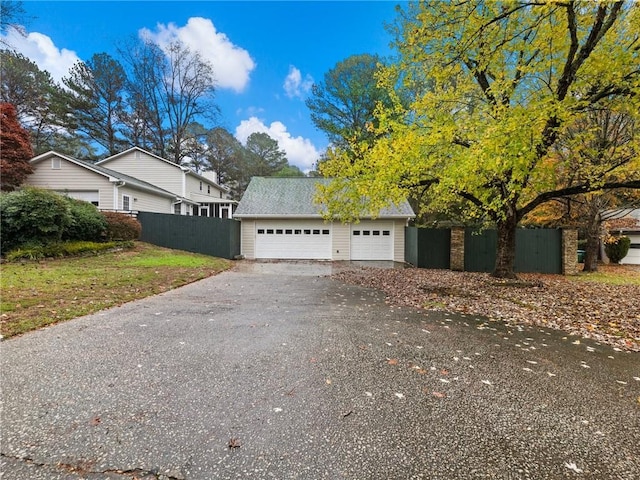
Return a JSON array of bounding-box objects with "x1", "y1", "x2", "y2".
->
[
  {"x1": 235, "y1": 116, "x2": 321, "y2": 172},
  {"x1": 0, "y1": 29, "x2": 80, "y2": 84},
  {"x1": 283, "y1": 65, "x2": 314, "y2": 99},
  {"x1": 140, "y1": 17, "x2": 255, "y2": 93}
]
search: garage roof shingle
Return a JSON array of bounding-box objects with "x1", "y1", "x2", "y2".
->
[{"x1": 234, "y1": 177, "x2": 414, "y2": 218}]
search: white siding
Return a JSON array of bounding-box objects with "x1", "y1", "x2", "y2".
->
[
  {"x1": 118, "y1": 186, "x2": 173, "y2": 213},
  {"x1": 241, "y1": 220, "x2": 256, "y2": 259},
  {"x1": 393, "y1": 219, "x2": 406, "y2": 263},
  {"x1": 26, "y1": 158, "x2": 115, "y2": 209},
  {"x1": 100, "y1": 150, "x2": 183, "y2": 195},
  {"x1": 186, "y1": 175, "x2": 225, "y2": 201},
  {"x1": 332, "y1": 223, "x2": 350, "y2": 261}
]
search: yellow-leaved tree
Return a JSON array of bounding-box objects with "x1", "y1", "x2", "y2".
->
[{"x1": 317, "y1": 1, "x2": 640, "y2": 278}]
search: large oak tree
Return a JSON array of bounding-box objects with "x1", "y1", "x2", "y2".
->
[{"x1": 318, "y1": 0, "x2": 640, "y2": 278}]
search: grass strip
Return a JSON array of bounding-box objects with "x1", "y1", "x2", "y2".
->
[{"x1": 0, "y1": 242, "x2": 231, "y2": 338}]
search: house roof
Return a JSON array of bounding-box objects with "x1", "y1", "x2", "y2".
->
[
  {"x1": 97, "y1": 146, "x2": 229, "y2": 193},
  {"x1": 234, "y1": 177, "x2": 415, "y2": 219},
  {"x1": 604, "y1": 208, "x2": 640, "y2": 233},
  {"x1": 30, "y1": 151, "x2": 196, "y2": 204}
]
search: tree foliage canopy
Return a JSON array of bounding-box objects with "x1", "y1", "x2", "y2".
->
[
  {"x1": 318, "y1": 0, "x2": 640, "y2": 277},
  {"x1": 306, "y1": 53, "x2": 394, "y2": 152},
  {"x1": 0, "y1": 102, "x2": 34, "y2": 191}
]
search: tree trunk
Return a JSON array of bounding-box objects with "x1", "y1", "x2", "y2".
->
[
  {"x1": 582, "y1": 211, "x2": 601, "y2": 272},
  {"x1": 493, "y1": 214, "x2": 518, "y2": 279}
]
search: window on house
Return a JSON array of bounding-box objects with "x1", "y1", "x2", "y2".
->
[
  {"x1": 207, "y1": 185, "x2": 211, "y2": 194},
  {"x1": 199, "y1": 181, "x2": 203, "y2": 191},
  {"x1": 257, "y1": 229, "x2": 265, "y2": 234},
  {"x1": 122, "y1": 195, "x2": 131, "y2": 211},
  {"x1": 322, "y1": 229, "x2": 330, "y2": 235},
  {"x1": 383, "y1": 230, "x2": 391, "y2": 236},
  {"x1": 173, "y1": 203, "x2": 181, "y2": 215},
  {"x1": 285, "y1": 229, "x2": 293, "y2": 234},
  {"x1": 276, "y1": 229, "x2": 283, "y2": 234},
  {"x1": 294, "y1": 229, "x2": 301, "y2": 234},
  {"x1": 51, "y1": 158, "x2": 61, "y2": 169}
]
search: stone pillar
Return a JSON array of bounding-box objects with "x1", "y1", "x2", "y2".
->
[
  {"x1": 562, "y1": 228, "x2": 578, "y2": 275},
  {"x1": 450, "y1": 227, "x2": 465, "y2": 271}
]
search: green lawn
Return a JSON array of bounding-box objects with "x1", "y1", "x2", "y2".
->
[
  {"x1": 0, "y1": 242, "x2": 231, "y2": 338},
  {"x1": 571, "y1": 263, "x2": 640, "y2": 286}
]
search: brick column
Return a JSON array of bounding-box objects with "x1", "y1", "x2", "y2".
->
[
  {"x1": 450, "y1": 227, "x2": 465, "y2": 271},
  {"x1": 562, "y1": 228, "x2": 578, "y2": 275}
]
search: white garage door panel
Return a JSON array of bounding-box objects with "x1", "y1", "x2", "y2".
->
[
  {"x1": 255, "y1": 221, "x2": 331, "y2": 259},
  {"x1": 351, "y1": 221, "x2": 394, "y2": 260},
  {"x1": 621, "y1": 236, "x2": 640, "y2": 265}
]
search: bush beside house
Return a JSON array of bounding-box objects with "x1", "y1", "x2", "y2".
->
[
  {"x1": 0, "y1": 187, "x2": 140, "y2": 258},
  {"x1": 604, "y1": 235, "x2": 631, "y2": 264}
]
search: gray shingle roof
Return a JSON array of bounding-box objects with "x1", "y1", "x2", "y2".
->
[{"x1": 234, "y1": 177, "x2": 415, "y2": 218}]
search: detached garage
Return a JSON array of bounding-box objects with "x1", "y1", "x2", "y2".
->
[{"x1": 235, "y1": 177, "x2": 415, "y2": 262}]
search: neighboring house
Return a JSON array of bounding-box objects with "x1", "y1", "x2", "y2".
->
[
  {"x1": 26, "y1": 151, "x2": 195, "y2": 214},
  {"x1": 96, "y1": 147, "x2": 236, "y2": 218},
  {"x1": 234, "y1": 177, "x2": 415, "y2": 262},
  {"x1": 605, "y1": 209, "x2": 640, "y2": 265}
]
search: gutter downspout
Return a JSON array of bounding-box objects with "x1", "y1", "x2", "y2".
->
[{"x1": 111, "y1": 179, "x2": 125, "y2": 210}]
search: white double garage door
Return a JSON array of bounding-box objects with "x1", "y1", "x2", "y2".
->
[{"x1": 254, "y1": 220, "x2": 394, "y2": 260}]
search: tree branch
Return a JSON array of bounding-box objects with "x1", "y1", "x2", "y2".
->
[{"x1": 520, "y1": 179, "x2": 640, "y2": 219}]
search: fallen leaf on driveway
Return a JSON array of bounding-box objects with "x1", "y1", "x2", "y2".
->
[
  {"x1": 387, "y1": 358, "x2": 399, "y2": 365},
  {"x1": 395, "y1": 392, "x2": 405, "y2": 399},
  {"x1": 432, "y1": 391, "x2": 446, "y2": 398},
  {"x1": 564, "y1": 461, "x2": 583, "y2": 473}
]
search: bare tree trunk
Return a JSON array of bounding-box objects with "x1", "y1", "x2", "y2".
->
[
  {"x1": 582, "y1": 211, "x2": 601, "y2": 272},
  {"x1": 493, "y1": 213, "x2": 518, "y2": 279}
]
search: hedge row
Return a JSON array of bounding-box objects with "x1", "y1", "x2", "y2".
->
[{"x1": 0, "y1": 187, "x2": 141, "y2": 254}]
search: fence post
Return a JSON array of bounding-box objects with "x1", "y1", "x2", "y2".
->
[
  {"x1": 450, "y1": 227, "x2": 465, "y2": 271},
  {"x1": 562, "y1": 228, "x2": 578, "y2": 275}
]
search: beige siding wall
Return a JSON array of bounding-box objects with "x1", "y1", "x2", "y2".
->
[
  {"x1": 118, "y1": 187, "x2": 172, "y2": 213},
  {"x1": 241, "y1": 220, "x2": 256, "y2": 259},
  {"x1": 332, "y1": 222, "x2": 350, "y2": 261},
  {"x1": 26, "y1": 158, "x2": 115, "y2": 209},
  {"x1": 102, "y1": 150, "x2": 183, "y2": 195},
  {"x1": 186, "y1": 175, "x2": 224, "y2": 200},
  {"x1": 393, "y1": 220, "x2": 406, "y2": 263}
]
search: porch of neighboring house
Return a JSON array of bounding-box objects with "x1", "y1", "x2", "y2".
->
[{"x1": 192, "y1": 200, "x2": 236, "y2": 219}]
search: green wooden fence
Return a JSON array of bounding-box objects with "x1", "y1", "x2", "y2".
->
[
  {"x1": 137, "y1": 212, "x2": 241, "y2": 260},
  {"x1": 405, "y1": 227, "x2": 451, "y2": 269},
  {"x1": 406, "y1": 227, "x2": 563, "y2": 274}
]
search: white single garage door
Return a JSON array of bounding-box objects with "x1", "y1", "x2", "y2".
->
[
  {"x1": 621, "y1": 234, "x2": 640, "y2": 265},
  {"x1": 255, "y1": 220, "x2": 332, "y2": 259},
  {"x1": 351, "y1": 221, "x2": 394, "y2": 260}
]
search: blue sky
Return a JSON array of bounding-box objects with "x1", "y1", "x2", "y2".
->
[{"x1": 4, "y1": 1, "x2": 404, "y2": 172}]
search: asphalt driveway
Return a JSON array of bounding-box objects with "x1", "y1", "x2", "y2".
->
[{"x1": 1, "y1": 261, "x2": 639, "y2": 479}]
